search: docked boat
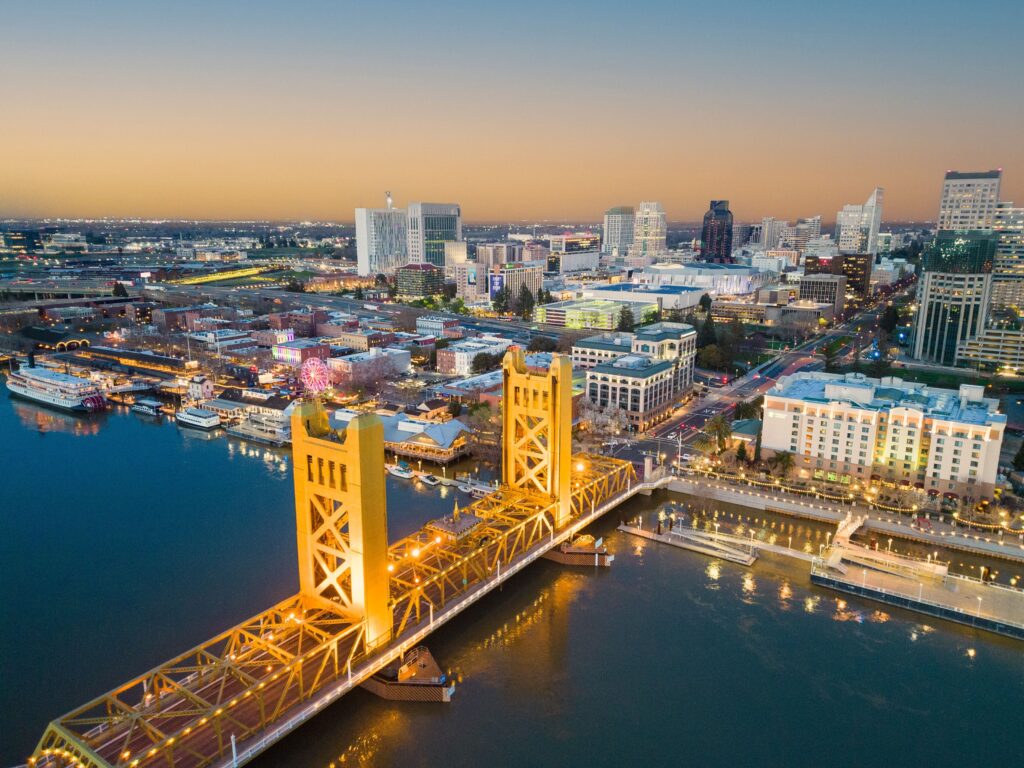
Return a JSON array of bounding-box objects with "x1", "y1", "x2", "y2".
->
[
  {"x1": 176, "y1": 406, "x2": 221, "y2": 431},
  {"x1": 5, "y1": 366, "x2": 107, "y2": 413},
  {"x1": 388, "y1": 461, "x2": 415, "y2": 479},
  {"x1": 420, "y1": 474, "x2": 441, "y2": 486},
  {"x1": 456, "y1": 483, "x2": 473, "y2": 493},
  {"x1": 131, "y1": 397, "x2": 163, "y2": 417}
]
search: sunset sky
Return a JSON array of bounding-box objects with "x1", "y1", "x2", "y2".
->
[{"x1": 3, "y1": 0, "x2": 1022, "y2": 223}]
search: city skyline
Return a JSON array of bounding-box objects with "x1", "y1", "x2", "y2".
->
[{"x1": 2, "y1": 0, "x2": 1022, "y2": 222}]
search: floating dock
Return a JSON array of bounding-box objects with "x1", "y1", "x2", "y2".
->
[
  {"x1": 618, "y1": 524, "x2": 757, "y2": 566},
  {"x1": 542, "y1": 534, "x2": 614, "y2": 566},
  {"x1": 810, "y1": 563, "x2": 1024, "y2": 641}
]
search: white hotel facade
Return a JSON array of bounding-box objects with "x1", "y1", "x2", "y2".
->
[{"x1": 761, "y1": 372, "x2": 1005, "y2": 500}]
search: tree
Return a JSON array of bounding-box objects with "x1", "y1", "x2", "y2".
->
[
  {"x1": 375, "y1": 273, "x2": 389, "y2": 287},
  {"x1": 698, "y1": 293, "x2": 712, "y2": 313},
  {"x1": 694, "y1": 431, "x2": 717, "y2": 455},
  {"x1": 705, "y1": 414, "x2": 732, "y2": 453},
  {"x1": 575, "y1": 398, "x2": 630, "y2": 452},
  {"x1": 696, "y1": 314, "x2": 717, "y2": 348},
  {"x1": 112, "y1": 282, "x2": 128, "y2": 297},
  {"x1": 491, "y1": 285, "x2": 510, "y2": 315},
  {"x1": 353, "y1": 286, "x2": 365, "y2": 300},
  {"x1": 518, "y1": 284, "x2": 536, "y2": 320},
  {"x1": 442, "y1": 282, "x2": 458, "y2": 301},
  {"x1": 697, "y1": 344, "x2": 729, "y2": 370},
  {"x1": 868, "y1": 353, "x2": 891, "y2": 379},
  {"x1": 463, "y1": 402, "x2": 501, "y2": 465},
  {"x1": 753, "y1": 426, "x2": 762, "y2": 464},
  {"x1": 772, "y1": 451, "x2": 795, "y2": 478},
  {"x1": 448, "y1": 401, "x2": 463, "y2": 418},
  {"x1": 734, "y1": 396, "x2": 762, "y2": 421},
  {"x1": 879, "y1": 304, "x2": 900, "y2": 334},
  {"x1": 471, "y1": 352, "x2": 501, "y2": 374},
  {"x1": 527, "y1": 335, "x2": 558, "y2": 353},
  {"x1": 285, "y1": 279, "x2": 306, "y2": 293},
  {"x1": 616, "y1": 305, "x2": 635, "y2": 332},
  {"x1": 822, "y1": 340, "x2": 842, "y2": 372},
  {"x1": 735, "y1": 442, "x2": 748, "y2": 464}
]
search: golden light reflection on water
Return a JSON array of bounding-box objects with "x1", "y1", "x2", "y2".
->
[
  {"x1": 12, "y1": 400, "x2": 102, "y2": 436},
  {"x1": 741, "y1": 573, "x2": 757, "y2": 602},
  {"x1": 705, "y1": 562, "x2": 721, "y2": 586},
  {"x1": 327, "y1": 709, "x2": 407, "y2": 767},
  {"x1": 804, "y1": 596, "x2": 820, "y2": 613},
  {"x1": 778, "y1": 581, "x2": 793, "y2": 609}
]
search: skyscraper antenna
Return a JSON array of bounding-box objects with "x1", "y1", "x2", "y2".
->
[{"x1": 385, "y1": 191, "x2": 393, "y2": 210}]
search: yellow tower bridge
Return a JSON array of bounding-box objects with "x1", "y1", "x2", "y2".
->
[{"x1": 30, "y1": 350, "x2": 665, "y2": 768}]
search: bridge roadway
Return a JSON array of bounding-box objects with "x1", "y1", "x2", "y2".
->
[{"x1": 31, "y1": 464, "x2": 670, "y2": 768}]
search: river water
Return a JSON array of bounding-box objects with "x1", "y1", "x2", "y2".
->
[{"x1": 1, "y1": 397, "x2": 1021, "y2": 767}]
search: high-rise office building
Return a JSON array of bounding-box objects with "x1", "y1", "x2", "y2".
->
[
  {"x1": 475, "y1": 242, "x2": 523, "y2": 270},
  {"x1": 628, "y1": 202, "x2": 667, "y2": 263},
  {"x1": 355, "y1": 195, "x2": 408, "y2": 276},
  {"x1": 938, "y1": 170, "x2": 1002, "y2": 229},
  {"x1": 804, "y1": 252, "x2": 873, "y2": 295},
  {"x1": 835, "y1": 187, "x2": 884, "y2": 255},
  {"x1": 760, "y1": 217, "x2": 788, "y2": 250},
  {"x1": 990, "y1": 203, "x2": 1024, "y2": 309},
  {"x1": 443, "y1": 241, "x2": 468, "y2": 278},
  {"x1": 407, "y1": 202, "x2": 462, "y2": 268},
  {"x1": 602, "y1": 206, "x2": 635, "y2": 257},
  {"x1": 700, "y1": 200, "x2": 734, "y2": 263},
  {"x1": 781, "y1": 216, "x2": 821, "y2": 253},
  {"x1": 912, "y1": 231, "x2": 997, "y2": 366}
]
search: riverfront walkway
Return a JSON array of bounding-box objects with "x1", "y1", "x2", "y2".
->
[
  {"x1": 811, "y1": 563, "x2": 1024, "y2": 640},
  {"x1": 670, "y1": 475, "x2": 1024, "y2": 563}
]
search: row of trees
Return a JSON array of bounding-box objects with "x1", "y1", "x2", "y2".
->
[{"x1": 491, "y1": 284, "x2": 553, "y2": 319}]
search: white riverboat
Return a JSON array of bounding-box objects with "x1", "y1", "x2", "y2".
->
[
  {"x1": 131, "y1": 397, "x2": 163, "y2": 417},
  {"x1": 5, "y1": 366, "x2": 107, "y2": 413},
  {"x1": 176, "y1": 406, "x2": 221, "y2": 431}
]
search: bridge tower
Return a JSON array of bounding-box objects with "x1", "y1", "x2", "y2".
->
[
  {"x1": 291, "y1": 401, "x2": 392, "y2": 648},
  {"x1": 501, "y1": 348, "x2": 574, "y2": 528}
]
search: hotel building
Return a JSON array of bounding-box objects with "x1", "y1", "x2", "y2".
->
[{"x1": 762, "y1": 371, "x2": 1005, "y2": 499}]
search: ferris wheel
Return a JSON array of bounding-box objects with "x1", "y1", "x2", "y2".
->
[{"x1": 300, "y1": 357, "x2": 330, "y2": 394}]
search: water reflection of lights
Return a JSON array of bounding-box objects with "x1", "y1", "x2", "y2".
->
[
  {"x1": 832, "y1": 599, "x2": 864, "y2": 624},
  {"x1": 966, "y1": 647, "x2": 976, "y2": 660},
  {"x1": 479, "y1": 592, "x2": 549, "y2": 651},
  {"x1": 705, "y1": 562, "x2": 721, "y2": 583},
  {"x1": 742, "y1": 573, "x2": 757, "y2": 598},
  {"x1": 778, "y1": 581, "x2": 793, "y2": 606},
  {"x1": 330, "y1": 709, "x2": 406, "y2": 766},
  {"x1": 803, "y1": 596, "x2": 820, "y2": 614}
]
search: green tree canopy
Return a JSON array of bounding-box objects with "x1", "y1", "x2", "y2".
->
[{"x1": 616, "y1": 305, "x2": 635, "y2": 331}]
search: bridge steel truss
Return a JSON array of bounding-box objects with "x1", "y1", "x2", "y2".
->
[{"x1": 30, "y1": 352, "x2": 637, "y2": 768}]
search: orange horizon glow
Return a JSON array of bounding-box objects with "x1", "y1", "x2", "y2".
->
[{"x1": 2, "y1": 2, "x2": 1022, "y2": 224}]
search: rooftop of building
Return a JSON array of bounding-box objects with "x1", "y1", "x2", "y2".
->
[
  {"x1": 541, "y1": 298, "x2": 657, "y2": 312},
  {"x1": 331, "y1": 409, "x2": 469, "y2": 450},
  {"x1": 769, "y1": 371, "x2": 1005, "y2": 426},
  {"x1": 397, "y1": 262, "x2": 443, "y2": 272},
  {"x1": 591, "y1": 354, "x2": 674, "y2": 378},
  {"x1": 634, "y1": 321, "x2": 697, "y2": 341},
  {"x1": 574, "y1": 332, "x2": 635, "y2": 352},
  {"x1": 274, "y1": 339, "x2": 328, "y2": 349},
  {"x1": 944, "y1": 170, "x2": 1002, "y2": 180},
  {"x1": 645, "y1": 262, "x2": 755, "y2": 272},
  {"x1": 445, "y1": 336, "x2": 512, "y2": 353},
  {"x1": 588, "y1": 282, "x2": 702, "y2": 295}
]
